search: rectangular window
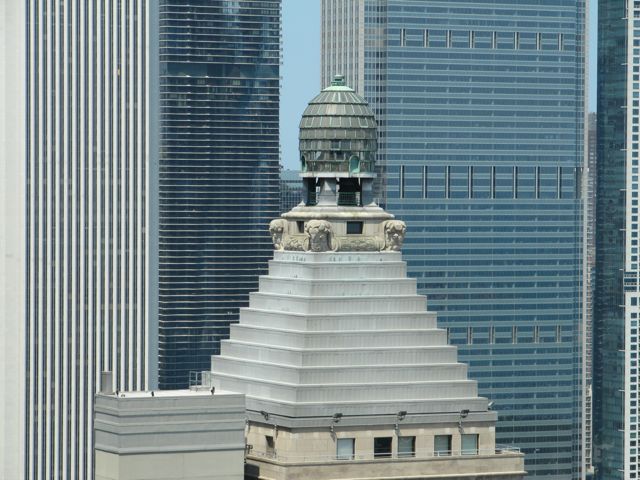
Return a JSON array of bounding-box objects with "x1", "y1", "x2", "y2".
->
[
  {"x1": 494, "y1": 166, "x2": 514, "y2": 199},
  {"x1": 558, "y1": 33, "x2": 565, "y2": 50},
  {"x1": 495, "y1": 326, "x2": 513, "y2": 344},
  {"x1": 451, "y1": 30, "x2": 470, "y2": 48},
  {"x1": 423, "y1": 29, "x2": 429, "y2": 47},
  {"x1": 434, "y1": 435, "x2": 452, "y2": 456},
  {"x1": 461, "y1": 434, "x2": 479, "y2": 455},
  {"x1": 346, "y1": 221, "x2": 363, "y2": 235},
  {"x1": 518, "y1": 32, "x2": 537, "y2": 50},
  {"x1": 426, "y1": 166, "x2": 446, "y2": 198},
  {"x1": 474, "y1": 31, "x2": 492, "y2": 49},
  {"x1": 297, "y1": 221, "x2": 305, "y2": 233},
  {"x1": 398, "y1": 436, "x2": 416, "y2": 457},
  {"x1": 428, "y1": 30, "x2": 447, "y2": 48},
  {"x1": 400, "y1": 28, "x2": 407, "y2": 47},
  {"x1": 337, "y1": 438, "x2": 355, "y2": 460},
  {"x1": 470, "y1": 31, "x2": 475, "y2": 48},
  {"x1": 541, "y1": 32, "x2": 558, "y2": 50},
  {"x1": 374, "y1": 437, "x2": 393, "y2": 458},
  {"x1": 516, "y1": 166, "x2": 536, "y2": 199},
  {"x1": 496, "y1": 31, "x2": 514, "y2": 49},
  {"x1": 560, "y1": 167, "x2": 576, "y2": 198},
  {"x1": 536, "y1": 32, "x2": 542, "y2": 50},
  {"x1": 400, "y1": 165, "x2": 405, "y2": 198},
  {"x1": 266, "y1": 435, "x2": 275, "y2": 456},
  {"x1": 514, "y1": 31, "x2": 520, "y2": 49},
  {"x1": 471, "y1": 166, "x2": 491, "y2": 199},
  {"x1": 538, "y1": 167, "x2": 558, "y2": 199},
  {"x1": 446, "y1": 30, "x2": 452, "y2": 48},
  {"x1": 448, "y1": 166, "x2": 469, "y2": 199}
]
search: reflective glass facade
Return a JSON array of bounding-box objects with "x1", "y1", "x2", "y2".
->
[
  {"x1": 322, "y1": 1, "x2": 585, "y2": 478},
  {"x1": 594, "y1": 1, "x2": 636, "y2": 478},
  {"x1": 158, "y1": 0, "x2": 281, "y2": 389}
]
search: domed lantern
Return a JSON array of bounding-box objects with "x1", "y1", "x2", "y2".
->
[
  {"x1": 268, "y1": 76, "x2": 407, "y2": 254},
  {"x1": 298, "y1": 75, "x2": 378, "y2": 206}
]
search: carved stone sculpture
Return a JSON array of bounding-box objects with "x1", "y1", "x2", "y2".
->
[
  {"x1": 304, "y1": 220, "x2": 334, "y2": 252},
  {"x1": 383, "y1": 220, "x2": 407, "y2": 252},
  {"x1": 269, "y1": 219, "x2": 287, "y2": 251}
]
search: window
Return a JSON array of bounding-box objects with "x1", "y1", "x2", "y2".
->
[
  {"x1": 297, "y1": 221, "x2": 304, "y2": 233},
  {"x1": 494, "y1": 166, "x2": 514, "y2": 199},
  {"x1": 400, "y1": 28, "x2": 407, "y2": 47},
  {"x1": 374, "y1": 437, "x2": 393, "y2": 458},
  {"x1": 471, "y1": 166, "x2": 491, "y2": 199},
  {"x1": 398, "y1": 436, "x2": 416, "y2": 457},
  {"x1": 515, "y1": 166, "x2": 536, "y2": 199},
  {"x1": 462, "y1": 434, "x2": 479, "y2": 455},
  {"x1": 266, "y1": 435, "x2": 275, "y2": 456},
  {"x1": 426, "y1": 166, "x2": 446, "y2": 198},
  {"x1": 346, "y1": 221, "x2": 363, "y2": 235},
  {"x1": 448, "y1": 166, "x2": 469, "y2": 199},
  {"x1": 434, "y1": 435, "x2": 452, "y2": 456},
  {"x1": 337, "y1": 438, "x2": 355, "y2": 460}
]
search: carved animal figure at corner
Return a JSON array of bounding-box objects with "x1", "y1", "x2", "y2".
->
[
  {"x1": 304, "y1": 220, "x2": 334, "y2": 252},
  {"x1": 383, "y1": 220, "x2": 407, "y2": 251},
  {"x1": 269, "y1": 218, "x2": 287, "y2": 251}
]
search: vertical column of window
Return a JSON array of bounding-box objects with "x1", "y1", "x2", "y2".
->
[
  {"x1": 425, "y1": 166, "x2": 446, "y2": 198},
  {"x1": 558, "y1": 33, "x2": 565, "y2": 51},
  {"x1": 489, "y1": 326, "x2": 496, "y2": 344},
  {"x1": 536, "y1": 32, "x2": 542, "y2": 50},
  {"x1": 516, "y1": 166, "x2": 536, "y2": 199},
  {"x1": 494, "y1": 166, "x2": 514, "y2": 199},
  {"x1": 560, "y1": 167, "x2": 576, "y2": 199},
  {"x1": 423, "y1": 29, "x2": 429, "y2": 48},
  {"x1": 399, "y1": 165, "x2": 405, "y2": 198},
  {"x1": 539, "y1": 167, "x2": 559, "y2": 199},
  {"x1": 492, "y1": 31, "x2": 497, "y2": 49},
  {"x1": 471, "y1": 166, "x2": 491, "y2": 199},
  {"x1": 514, "y1": 32, "x2": 520, "y2": 49},
  {"x1": 469, "y1": 31, "x2": 475, "y2": 48},
  {"x1": 446, "y1": 30, "x2": 452, "y2": 48},
  {"x1": 400, "y1": 28, "x2": 406, "y2": 47},
  {"x1": 448, "y1": 166, "x2": 469, "y2": 199},
  {"x1": 422, "y1": 165, "x2": 427, "y2": 198}
]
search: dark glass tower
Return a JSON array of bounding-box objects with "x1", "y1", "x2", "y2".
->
[
  {"x1": 593, "y1": 1, "x2": 632, "y2": 478},
  {"x1": 158, "y1": 0, "x2": 281, "y2": 389},
  {"x1": 322, "y1": 1, "x2": 585, "y2": 478}
]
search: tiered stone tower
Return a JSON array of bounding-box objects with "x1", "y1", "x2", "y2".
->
[{"x1": 210, "y1": 76, "x2": 525, "y2": 480}]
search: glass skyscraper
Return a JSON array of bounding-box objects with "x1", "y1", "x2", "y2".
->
[
  {"x1": 594, "y1": 1, "x2": 638, "y2": 478},
  {"x1": 322, "y1": 1, "x2": 585, "y2": 478},
  {"x1": 158, "y1": 0, "x2": 281, "y2": 389}
]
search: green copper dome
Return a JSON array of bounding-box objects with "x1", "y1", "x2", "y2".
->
[{"x1": 299, "y1": 75, "x2": 377, "y2": 177}]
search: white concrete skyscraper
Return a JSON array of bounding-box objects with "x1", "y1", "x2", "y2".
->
[{"x1": 1, "y1": 2, "x2": 158, "y2": 479}]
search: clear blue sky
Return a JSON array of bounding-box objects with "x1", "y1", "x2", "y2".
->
[{"x1": 280, "y1": 0, "x2": 598, "y2": 170}]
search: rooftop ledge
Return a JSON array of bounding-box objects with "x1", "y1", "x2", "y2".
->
[{"x1": 249, "y1": 446, "x2": 522, "y2": 465}]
